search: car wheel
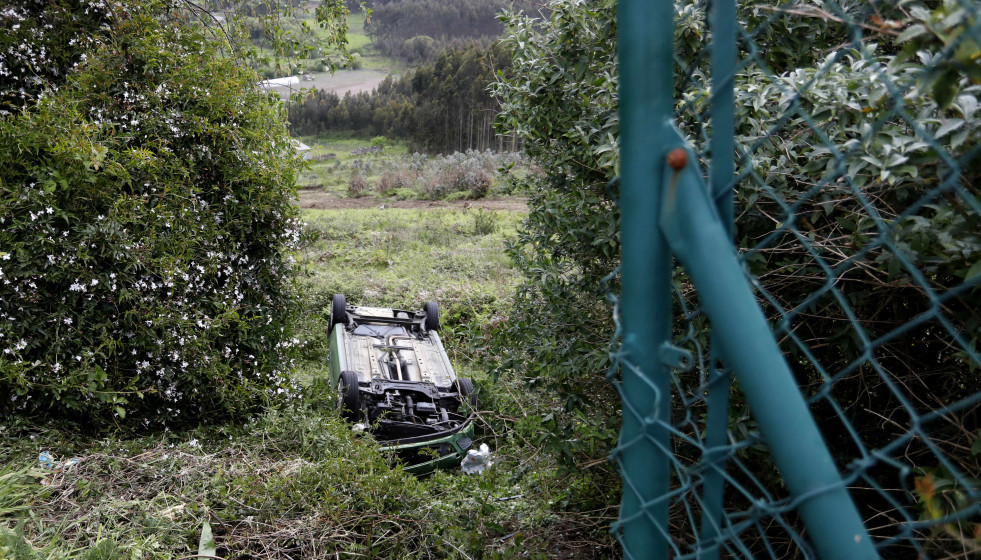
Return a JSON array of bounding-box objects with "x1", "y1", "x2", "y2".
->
[
  {"x1": 330, "y1": 293, "x2": 347, "y2": 332},
  {"x1": 337, "y1": 370, "x2": 361, "y2": 420},
  {"x1": 423, "y1": 300, "x2": 440, "y2": 332},
  {"x1": 457, "y1": 378, "x2": 477, "y2": 408}
]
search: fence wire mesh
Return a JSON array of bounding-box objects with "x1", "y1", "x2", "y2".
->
[{"x1": 610, "y1": 0, "x2": 981, "y2": 558}]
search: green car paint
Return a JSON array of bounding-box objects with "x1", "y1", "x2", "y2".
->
[{"x1": 327, "y1": 297, "x2": 478, "y2": 476}]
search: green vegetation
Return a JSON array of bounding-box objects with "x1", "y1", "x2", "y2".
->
[
  {"x1": 0, "y1": 206, "x2": 619, "y2": 558},
  {"x1": 290, "y1": 43, "x2": 513, "y2": 153},
  {"x1": 245, "y1": 9, "x2": 401, "y2": 77},
  {"x1": 298, "y1": 207, "x2": 520, "y2": 346},
  {"x1": 364, "y1": 0, "x2": 508, "y2": 63},
  {"x1": 342, "y1": 12, "x2": 401, "y2": 71},
  {"x1": 6, "y1": 0, "x2": 977, "y2": 557},
  {"x1": 297, "y1": 139, "x2": 529, "y2": 200},
  {"x1": 0, "y1": 0, "x2": 303, "y2": 428},
  {"x1": 213, "y1": 0, "x2": 361, "y2": 77},
  {"x1": 0, "y1": 1, "x2": 611, "y2": 559},
  {"x1": 491, "y1": 0, "x2": 981, "y2": 468},
  {"x1": 490, "y1": 0, "x2": 981, "y2": 555}
]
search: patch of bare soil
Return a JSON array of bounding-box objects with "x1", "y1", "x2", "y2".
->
[
  {"x1": 296, "y1": 189, "x2": 528, "y2": 212},
  {"x1": 265, "y1": 70, "x2": 390, "y2": 98}
]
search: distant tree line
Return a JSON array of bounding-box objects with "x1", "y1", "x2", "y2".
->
[
  {"x1": 288, "y1": 43, "x2": 515, "y2": 153},
  {"x1": 364, "y1": 0, "x2": 509, "y2": 62}
]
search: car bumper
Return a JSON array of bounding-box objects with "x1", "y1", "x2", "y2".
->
[{"x1": 378, "y1": 417, "x2": 476, "y2": 476}]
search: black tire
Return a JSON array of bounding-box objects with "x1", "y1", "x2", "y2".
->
[
  {"x1": 330, "y1": 293, "x2": 347, "y2": 333},
  {"x1": 456, "y1": 378, "x2": 477, "y2": 408},
  {"x1": 423, "y1": 300, "x2": 440, "y2": 332},
  {"x1": 337, "y1": 370, "x2": 361, "y2": 421}
]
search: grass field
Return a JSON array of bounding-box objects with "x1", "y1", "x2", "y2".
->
[
  {"x1": 294, "y1": 135, "x2": 409, "y2": 192},
  {"x1": 297, "y1": 207, "x2": 520, "y2": 372},
  {"x1": 0, "y1": 203, "x2": 618, "y2": 559}
]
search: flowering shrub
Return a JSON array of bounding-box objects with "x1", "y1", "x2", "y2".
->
[
  {"x1": 0, "y1": 0, "x2": 112, "y2": 116},
  {"x1": 0, "y1": 1, "x2": 303, "y2": 428}
]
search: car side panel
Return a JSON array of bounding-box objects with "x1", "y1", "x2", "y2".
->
[{"x1": 328, "y1": 325, "x2": 346, "y2": 386}]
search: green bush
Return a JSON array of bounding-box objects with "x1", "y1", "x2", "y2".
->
[
  {"x1": 385, "y1": 187, "x2": 417, "y2": 200},
  {"x1": 0, "y1": 1, "x2": 303, "y2": 428},
  {"x1": 443, "y1": 191, "x2": 471, "y2": 202},
  {"x1": 347, "y1": 52, "x2": 363, "y2": 69},
  {"x1": 490, "y1": 2, "x2": 981, "y2": 550},
  {"x1": 471, "y1": 209, "x2": 500, "y2": 236}
]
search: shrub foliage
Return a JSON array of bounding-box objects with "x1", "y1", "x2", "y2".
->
[
  {"x1": 490, "y1": 0, "x2": 981, "y2": 501},
  {"x1": 0, "y1": 0, "x2": 304, "y2": 427}
]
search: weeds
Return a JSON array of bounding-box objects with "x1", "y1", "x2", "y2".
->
[
  {"x1": 0, "y1": 463, "x2": 43, "y2": 519},
  {"x1": 472, "y1": 208, "x2": 500, "y2": 236},
  {"x1": 1, "y1": 205, "x2": 618, "y2": 559},
  {"x1": 297, "y1": 138, "x2": 532, "y2": 201},
  {"x1": 0, "y1": 397, "x2": 616, "y2": 559},
  {"x1": 347, "y1": 168, "x2": 369, "y2": 197},
  {"x1": 297, "y1": 207, "x2": 519, "y2": 356}
]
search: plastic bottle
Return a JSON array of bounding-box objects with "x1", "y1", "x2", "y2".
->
[{"x1": 460, "y1": 443, "x2": 493, "y2": 474}]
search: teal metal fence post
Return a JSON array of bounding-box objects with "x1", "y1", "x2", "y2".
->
[
  {"x1": 658, "y1": 135, "x2": 878, "y2": 559},
  {"x1": 699, "y1": 0, "x2": 736, "y2": 557},
  {"x1": 616, "y1": 0, "x2": 674, "y2": 556}
]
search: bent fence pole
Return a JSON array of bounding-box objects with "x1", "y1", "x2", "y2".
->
[
  {"x1": 615, "y1": 0, "x2": 877, "y2": 558},
  {"x1": 656, "y1": 133, "x2": 877, "y2": 559}
]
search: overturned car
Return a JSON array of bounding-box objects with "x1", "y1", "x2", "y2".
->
[{"x1": 327, "y1": 294, "x2": 477, "y2": 475}]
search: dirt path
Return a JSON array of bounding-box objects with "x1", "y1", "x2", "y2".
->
[
  {"x1": 265, "y1": 70, "x2": 390, "y2": 98},
  {"x1": 296, "y1": 189, "x2": 527, "y2": 211}
]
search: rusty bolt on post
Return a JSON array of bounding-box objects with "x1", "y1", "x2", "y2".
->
[
  {"x1": 666, "y1": 147, "x2": 688, "y2": 207},
  {"x1": 667, "y1": 147, "x2": 688, "y2": 172}
]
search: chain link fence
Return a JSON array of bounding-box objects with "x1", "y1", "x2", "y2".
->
[{"x1": 611, "y1": 0, "x2": 981, "y2": 557}]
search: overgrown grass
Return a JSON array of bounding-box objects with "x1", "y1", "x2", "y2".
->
[
  {"x1": 296, "y1": 136, "x2": 531, "y2": 201},
  {"x1": 0, "y1": 205, "x2": 618, "y2": 559},
  {"x1": 296, "y1": 207, "x2": 519, "y2": 369},
  {"x1": 294, "y1": 135, "x2": 410, "y2": 192}
]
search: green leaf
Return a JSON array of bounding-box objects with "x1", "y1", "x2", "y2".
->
[
  {"x1": 932, "y1": 69, "x2": 959, "y2": 109},
  {"x1": 896, "y1": 23, "x2": 928, "y2": 44},
  {"x1": 198, "y1": 520, "x2": 217, "y2": 556},
  {"x1": 114, "y1": 406, "x2": 126, "y2": 419},
  {"x1": 935, "y1": 119, "x2": 963, "y2": 138},
  {"x1": 965, "y1": 259, "x2": 981, "y2": 282},
  {"x1": 971, "y1": 431, "x2": 981, "y2": 457}
]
